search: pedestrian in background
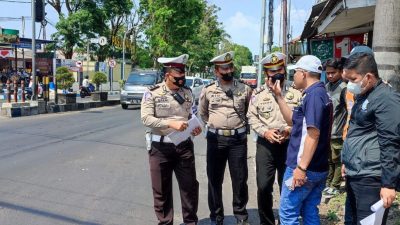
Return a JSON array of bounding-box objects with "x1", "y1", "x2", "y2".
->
[
  {"x1": 271, "y1": 55, "x2": 333, "y2": 225},
  {"x1": 141, "y1": 54, "x2": 202, "y2": 225},
  {"x1": 341, "y1": 52, "x2": 400, "y2": 224},
  {"x1": 199, "y1": 51, "x2": 252, "y2": 225},
  {"x1": 247, "y1": 52, "x2": 302, "y2": 225},
  {"x1": 323, "y1": 58, "x2": 347, "y2": 196}
]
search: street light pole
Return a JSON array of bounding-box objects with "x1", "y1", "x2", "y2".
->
[
  {"x1": 122, "y1": 30, "x2": 129, "y2": 80},
  {"x1": 31, "y1": 0, "x2": 36, "y2": 100},
  {"x1": 257, "y1": 0, "x2": 267, "y2": 88},
  {"x1": 87, "y1": 38, "x2": 90, "y2": 77}
]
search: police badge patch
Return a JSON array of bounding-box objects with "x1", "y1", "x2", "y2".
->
[{"x1": 143, "y1": 91, "x2": 152, "y2": 102}]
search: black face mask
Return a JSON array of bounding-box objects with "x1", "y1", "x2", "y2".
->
[
  {"x1": 270, "y1": 73, "x2": 285, "y2": 84},
  {"x1": 221, "y1": 72, "x2": 234, "y2": 81},
  {"x1": 171, "y1": 76, "x2": 186, "y2": 87}
]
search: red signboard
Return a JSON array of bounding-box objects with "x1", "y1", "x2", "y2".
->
[{"x1": 334, "y1": 34, "x2": 365, "y2": 58}]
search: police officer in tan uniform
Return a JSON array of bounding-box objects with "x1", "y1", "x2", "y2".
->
[
  {"x1": 199, "y1": 51, "x2": 253, "y2": 225},
  {"x1": 247, "y1": 53, "x2": 301, "y2": 225},
  {"x1": 141, "y1": 54, "x2": 202, "y2": 225}
]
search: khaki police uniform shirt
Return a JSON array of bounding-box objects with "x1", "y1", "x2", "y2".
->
[
  {"x1": 141, "y1": 82, "x2": 193, "y2": 136},
  {"x1": 199, "y1": 79, "x2": 252, "y2": 129},
  {"x1": 247, "y1": 84, "x2": 302, "y2": 137}
]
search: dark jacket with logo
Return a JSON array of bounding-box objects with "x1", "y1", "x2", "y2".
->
[{"x1": 342, "y1": 80, "x2": 400, "y2": 190}]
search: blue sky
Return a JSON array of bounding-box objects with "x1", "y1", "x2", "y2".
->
[{"x1": 0, "y1": 0, "x2": 315, "y2": 55}]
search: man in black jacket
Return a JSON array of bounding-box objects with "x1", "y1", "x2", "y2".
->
[{"x1": 342, "y1": 52, "x2": 400, "y2": 224}]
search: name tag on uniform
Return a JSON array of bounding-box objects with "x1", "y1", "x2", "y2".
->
[
  {"x1": 156, "y1": 102, "x2": 171, "y2": 109},
  {"x1": 210, "y1": 94, "x2": 222, "y2": 104}
]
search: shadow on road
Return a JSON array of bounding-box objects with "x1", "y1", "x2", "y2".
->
[
  {"x1": 0, "y1": 201, "x2": 102, "y2": 225},
  {"x1": 80, "y1": 111, "x2": 104, "y2": 114},
  {"x1": 123, "y1": 106, "x2": 141, "y2": 110}
]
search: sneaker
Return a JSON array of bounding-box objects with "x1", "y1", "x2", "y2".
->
[{"x1": 326, "y1": 187, "x2": 340, "y2": 196}]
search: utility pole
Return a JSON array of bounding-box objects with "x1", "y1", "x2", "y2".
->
[
  {"x1": 372, "y1": 0, "x2": 400, "y2": 82},
  {"x1": 282, "y1": 0, "x2": 288, "y2": 56},
  {"x1": 87, "y1": 39, "x2": 90, "y2": 77},
  {"x1": 22, "y1": 16, "x2": 25, "y2": 72},
  {"x1": 257, "y1": 0, "x2": 267, "y2": 88},
  {"x1": 31, "y1": 0, "x2": 37, "y2": 100},
  {"x1": 267, "y1": 0, "x2": 274, "y2": 53},
  {"x1": 122, "y1": 30, "x2": 130, "y2": 80}
]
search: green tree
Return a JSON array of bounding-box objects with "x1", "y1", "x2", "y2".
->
[
  {"x1": 271, "y1": 45, "x2": 282, "y2": 53},
  {"x1": 139, "y1": 0, "x2": 205, "y2": 60},
  {"x1": 50, "y1": 1, "x2": 107, "y2": 59},
  {"x1": 92, "y1": 72, "x2": 108, "y2": 91},
  {"x1": 185, "y1": 2, "x2": 225, "y2": 75},
  {"x1": 55, "y1": 66, "x2": 75, "y2": 91},
  {"x1": 219, "y1": 39, "x2": 253, "y2": 76}
]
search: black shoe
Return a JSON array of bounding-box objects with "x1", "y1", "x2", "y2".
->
[{"x1": 236, "y1": 219, "x2": 249, "y2": 225}]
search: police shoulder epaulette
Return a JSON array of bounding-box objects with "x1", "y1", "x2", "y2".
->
[
  {"x1": 253, "y1": 86, "x2": 265, "y2": 95},
  {"x1": 182, "y1": 85, "x2": 192, "y2": 92},
  {"x1": 205, "y1": 81, "x2": 216, "y2": 88},
  {"x1": 237, "y1": 79, "x2": 250, "y2": 86},
  {"x1": 148, "y1": 85, "x2": 160, "y2": 91}
]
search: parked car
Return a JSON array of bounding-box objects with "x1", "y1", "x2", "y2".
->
[
  {"x1": 202, "y1": 78, "x2": 214, "y2": 86},
  {"x1": 120, "y1": 70, "x2": 162, "y2": 109},
  {"x1": 185, "y1": 76, "x2": 204, "y2": 104}
]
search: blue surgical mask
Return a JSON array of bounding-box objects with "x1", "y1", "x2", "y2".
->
[
  {"x1": 347, "y1": 75, "x2": 368, "y2": 94},
  {"x1": 347, "y1": 81, "x2": 362, "y2": 94}
]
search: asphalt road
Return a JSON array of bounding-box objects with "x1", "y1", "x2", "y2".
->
[{"x1": 0, "y1": 105, "x2": 272, "y2": 225}]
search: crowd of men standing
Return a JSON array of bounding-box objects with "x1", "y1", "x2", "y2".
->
[{"x1": 141, "y1": 45, "x2": 400, "y2": 225}]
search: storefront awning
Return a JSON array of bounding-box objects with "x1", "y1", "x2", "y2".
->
[
  {"x1": 313, "y1": 0, "x2": 376, "y2": 34},
  {"x1": 300, "y1": 1, "x2": 328, "y2": 39}
]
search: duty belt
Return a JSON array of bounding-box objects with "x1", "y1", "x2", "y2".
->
[
  {"x1": 208, "y1": 126, "x2": 246, "y2": 136},
  {"x1": 151, "y1": 134, "x2": 173, "y2": 143}
]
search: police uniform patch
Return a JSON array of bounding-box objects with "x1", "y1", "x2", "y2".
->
[
  {"x1": 225, "y1": 53, "x2": 232, "y2": 61},
  {"x1": 285, "y1": 91, "x2": 294, "y2": 100},
  {"x1": 143, "y1": 91, "x2": 152, "y2": 102},
  {"x1": 250, "y1": 95, "x2": 256, "y2": 104},
  {"x1": 271, "y1": 54, "x2": 279, "y2": 64},
  {"x1": 156, "y1": 102, "x2": 170, "y2": 109}
]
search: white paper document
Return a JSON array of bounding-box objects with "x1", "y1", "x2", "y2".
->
[
  {"x1": 360, "y1": 200, "x2": 385, "y2": 225},
  {"x1": 167, "y1": 117, "x2": 202, "y2": 146}
]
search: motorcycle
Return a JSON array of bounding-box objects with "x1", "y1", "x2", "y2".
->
[{"x1": 80, "y1": 83, "x2": 95, "y2": 98}]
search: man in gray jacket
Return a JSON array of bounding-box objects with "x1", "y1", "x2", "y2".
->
[{"x1": 342, "y1": 52, "x2": 400, "y2": 224}]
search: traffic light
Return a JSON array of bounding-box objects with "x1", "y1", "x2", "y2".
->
[{"x1": 35, "y1": 0, "x2": 45, "y2": 22}]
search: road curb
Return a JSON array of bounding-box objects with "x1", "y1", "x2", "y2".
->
[{"x1": 0, "y1": 100, "x2": 120, "y2": 118}]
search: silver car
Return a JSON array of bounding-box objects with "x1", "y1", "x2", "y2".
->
[{"x1": 120, "y1": 71, "x2": 162, "y2": 109}]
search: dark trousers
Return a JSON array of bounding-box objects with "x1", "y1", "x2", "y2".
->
[
  {"x1": 149, "y1": 139, "x2": 199, "y2": 225},
  {"x1": 206, "y1": 131, "x2": 249, "y2": 222},
  {"x1": 256, "y1": 138, "x2": 288, "y2": 225},
  {"x1": 346, "y1": 177, "x2": 389, "y2": 225},
  {"x1": 326, "y1": 139, "x2": 343, "y2": 189}
]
